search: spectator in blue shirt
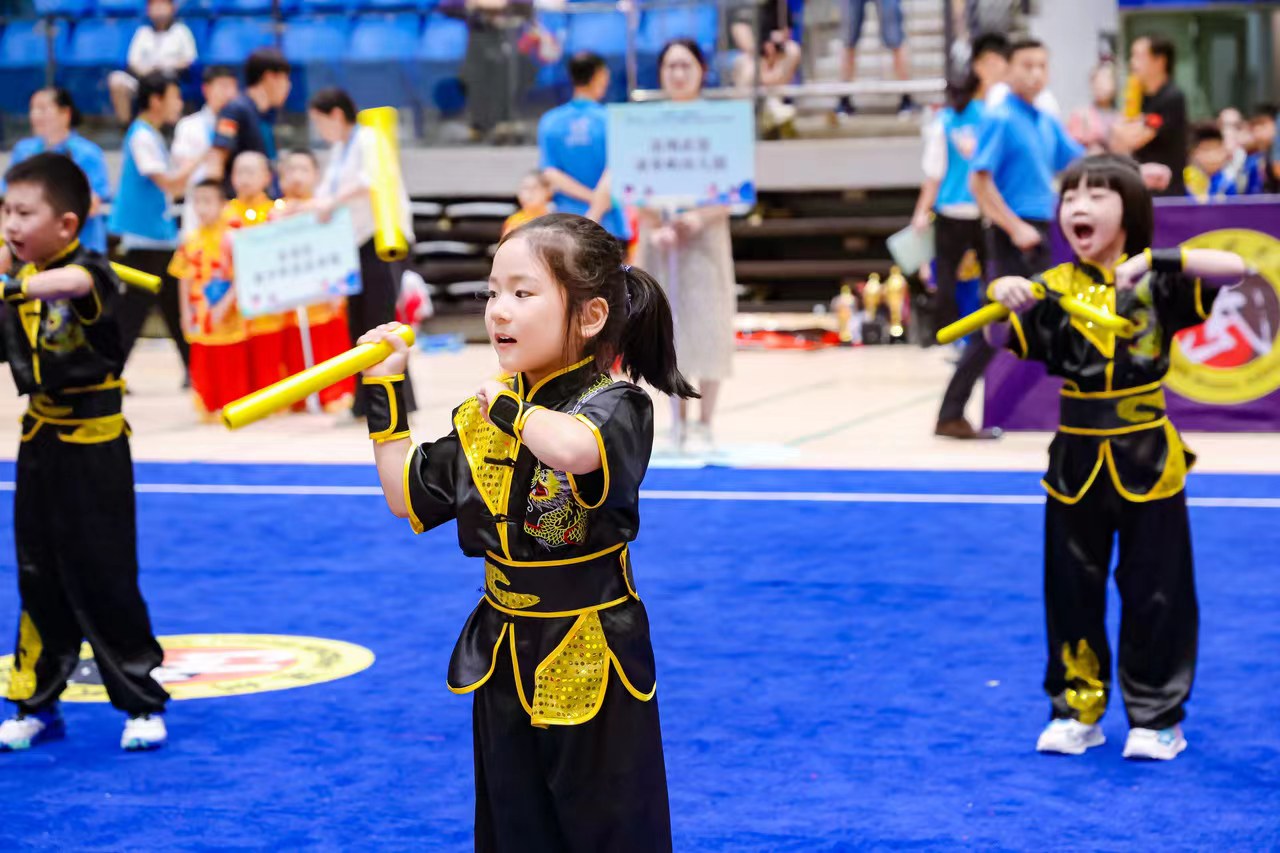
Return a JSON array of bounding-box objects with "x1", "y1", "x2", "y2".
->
[
  {"x1": 537, "y1": 52, "x2": 629, "y2": 240},
  {"x1": 935, "y1": 38, "x2": 1084, "y2": 441},
  {"x1": 5, "y1": 88, "x2": 112, "y2": 254}
]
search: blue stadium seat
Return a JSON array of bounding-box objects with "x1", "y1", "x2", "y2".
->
[
  {"x1": 297, "y1": 0, "x2": 350, "y2": 11},
  {"x1": 565, "y1": 11, "x2": 627, "y2": 58},
  {"x1": 34, "y1": 0, "x2": 96, "y2": 15},
  {"x1": 282, "y1": 16, "x2": 349, "y2": 112},
  {"x1": 638, "y1": 4, "x2": 718, "y2": 55},
  {"x1": 416, "y1": 12, "x2": 466, "y2": 114},
  {"x1": 348, "y1": 12, "x2": 420, "y2": 59},
  {"x1": 219, "y1": 0, "x2": 275, "y2": 13},
  {"x1": 58, "y1": 18, "x2": 139, "y2": 115},
  {"x1": 204, "y1": 17, "x2": 277, "y2": 67},
  {"x1": 95, "y1": 0, "x2": 145, "y2": 14},
  {"x1": 565, "y1": 12, "x2": 629, "y2": 101},
  {"x1": 0, "y1": 19, "x2": 68, "y2": 68},
  {"x1": 416, "y1": 12, "x2": 465, "y2": 62},
  {"x1": 345, "y1": 13, "x2": 421, "y2": 108},
  {"x1": 356, "y1": 0, "x2": 423, "y2": 11},
  {"x1": 0, "y1": 20, "x2": 70, "y2": 112}
]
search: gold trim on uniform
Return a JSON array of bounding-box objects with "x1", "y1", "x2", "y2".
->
[
  {"x1": 455, "y1": 396, "x2": 520, "y2": 559},
  {"x1": 446, "y1": 623, "x2": 509, "y2": 696},
  {"x1": 402, "y1": 444, "x2": 425, "y2": 534}
]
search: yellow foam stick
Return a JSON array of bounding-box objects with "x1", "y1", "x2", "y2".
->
[
  {"x1": 357, "y1": 106, "x2": 410, "y2": 263},
  {"x1": 222, "y1": 324, "x2": 416, "y2": 430},
  {"x1": 110, "y1": 262, "x2": 161, "y2": 293},
  {"x1": 936, "y1": 282, "x2": 1135, "y2": 345}
]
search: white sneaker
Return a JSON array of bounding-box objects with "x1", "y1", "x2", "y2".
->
[
  {"x1": 0, "y1": 709, "x2": 65, "y2": 751},
  {"x1": 1122, "y1": 725, "x2": 1187, "y2": 761},
  {"x1": 684, "y1": 422, "x2": 715, "y2": 457},
  {"x1": 121, "y1": 714, "x2": 167, "y2": 751},
  {"x1": 1036, "y1": 718, "x2": 1106, "y2": 755}
]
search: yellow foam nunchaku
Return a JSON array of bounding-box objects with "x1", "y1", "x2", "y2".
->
[
  {"x1": 936, "y1": 281, "x2": 1136, "y2": 345},
  {"x1": 0, "y1": 237, "x2": 161, "y2": 293},
  {"x1": 222, "y1": 323, "x2": 416, "y2": 430},
  {"x1": 110, "y1": 262, "x2": 161, "y2": 293},
  {"x1": 356, "y1": 106, "x2": 410, "y2": 263}
]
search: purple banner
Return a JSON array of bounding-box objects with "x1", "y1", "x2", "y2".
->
[{"x1": 984, "y1": 197, "x2": 1280, "y2": 432}]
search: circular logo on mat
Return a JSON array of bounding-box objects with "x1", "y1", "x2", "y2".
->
[
  {"x1": 0, "y1": 634, "x2": 374, "y2": 703},
  {"x1": 1166, "y1": 229, "x2": 1280, "y2": 404}
]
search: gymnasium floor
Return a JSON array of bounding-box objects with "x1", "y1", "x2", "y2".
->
[{"x1": 0, "y1": 344, "x2": 1276, "y2": 851}]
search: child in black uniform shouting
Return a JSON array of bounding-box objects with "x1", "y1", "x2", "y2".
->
[
  {"x1": 986, "y1": 154, "x2": 1245, "y2": 761},
  {"x1": 359, "y1": 214, "x2": 695, "y2": 851},
  {"x1": 0, "y1": 153, "x2": 169, "y2": 752}
]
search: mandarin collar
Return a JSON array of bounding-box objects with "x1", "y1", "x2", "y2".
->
[
  {"x1": 515, "y1": 357, "x2": 595, "y2": 405},
  {"x1": 1075, "y1": 254, "x2": 1129, "y2": 286}
]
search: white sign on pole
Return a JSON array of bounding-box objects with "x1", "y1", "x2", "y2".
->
[{"x1": 231, "y1": 207, "x2": 363, "y2": 319}]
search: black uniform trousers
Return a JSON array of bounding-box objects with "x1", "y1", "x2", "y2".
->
[
  {"x1": 116, "y1": 248, "x2": 190, "y2": 371},
  {"x1": 10, "y1": 425, "x2": 169, "y2": 716},
  {"x1": 937, "y1": 220, "x2": 1051, "y2": 423},
  {"x1": 349, "y1": 239, "x2": 417, "y2": 417},
  {"x1": 472, "y1": 644, "x2": 672, "y2": 853},
  {"x1": 1043, "y1": 477, "x2": 1198, "y2": 730},
  {"x1": 931, "y1": 213, "x2": 988, "y2": 334}
]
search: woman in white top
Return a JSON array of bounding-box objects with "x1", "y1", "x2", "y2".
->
[
  {"x1": 108, "y1": 0, "x2": 197, "y2": 125},
  {"x1": 307, "y1": 87, "x2": 417, "y2": 419},
  {"x1": 634, "y1": 40, "x2": 737, "y2": 455}
]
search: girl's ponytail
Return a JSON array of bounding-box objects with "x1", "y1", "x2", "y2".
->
[{"x1": 619, "y1": 266, "x2": 699, "y2": 399}]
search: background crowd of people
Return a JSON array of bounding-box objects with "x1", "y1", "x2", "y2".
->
[{"x1": 2, "y1": 40, "x2": 415, "y2": 425}]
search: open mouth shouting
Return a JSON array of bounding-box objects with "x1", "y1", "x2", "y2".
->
[{"x1": 1067, "y1": 220, "x2": 1099, "y2": 253}]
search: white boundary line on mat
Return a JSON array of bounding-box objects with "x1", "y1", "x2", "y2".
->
[{"x1": 0, "y1": 481, "x2": 1274, "y2": 508}]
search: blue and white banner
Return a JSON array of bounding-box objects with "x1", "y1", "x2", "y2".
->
[
  {"x1": 231, "y1": 208, "x2": 362, "y2": 319},
  {"x1": 607, "y1": 100, "x2": 756, "y2": 211}
]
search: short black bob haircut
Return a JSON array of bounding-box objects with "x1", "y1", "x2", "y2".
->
[
  {"x1": 4, "y1": 152, "x2": 91, "y2": 236},
  {"x1": 1057, "y1": 154, "x2": 1153, "y2": 259}
]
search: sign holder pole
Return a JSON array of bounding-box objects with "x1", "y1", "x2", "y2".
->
[{"x1": 294, "y1": 306, "x2": 322, "y2": 414}]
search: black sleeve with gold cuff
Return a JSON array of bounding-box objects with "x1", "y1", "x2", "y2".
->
[
  {"x1": 363, "y1": 374, "x2": 410, "y2": 442},
  {"x1": 2, "y1": 275, "x2": 27, "y2": 303},
  {"x1": 487, "y1": 389, "x2": 543, "y2": 441},
  {"x1": 1147, "y1": 248, "x2": 1185, "y2": 275}
]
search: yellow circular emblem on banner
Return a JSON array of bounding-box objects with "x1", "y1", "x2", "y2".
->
[
  {"x1": 0, "y1": 634, "x2": 374, "y2": 703},
  {"x1": 1166, "y1": 229, "x2": 1280, "y2": 405}
]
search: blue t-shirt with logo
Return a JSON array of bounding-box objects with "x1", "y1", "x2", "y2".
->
[{"x1": 537, "y1": 98, "x2": 629, "y2": 240}]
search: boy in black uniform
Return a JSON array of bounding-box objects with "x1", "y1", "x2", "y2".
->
[
  {"x1": 986, "y1": 154, "x2": 1245, "y2": 761},
  {"x1": 0, "y1": 153, "x2": 169, "y2": 752}
]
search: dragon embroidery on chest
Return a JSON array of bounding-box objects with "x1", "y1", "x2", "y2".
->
[
  {"x1": 523, "y1": 374, "x2": 614, "y2": 550},
  {"x1": 41, "y1": 301, "x2": 89, "y2": 354},
  {"x1": 1125, "y1": 279, "x2": 1164, "y2": 362}
]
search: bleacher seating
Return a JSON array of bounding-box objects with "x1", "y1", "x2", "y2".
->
[
  {"x1": 0, "y1": 2, "x2": 735, "y2": 122},
  {"x1": 0, "y1": 19, "x2": 71, "y2": 113},
  {"x1": 282, "y1": 15, "x2": 349, "y2": 112},
  {"x1": 60, "y1": 17, "x2": 138, "y2": 114},
  {"x1": 204, "y1": 16, "x2": 277, "y2": 67},
  {"x1": 416, "y1": 12, "x2": 466, "y2": 115},
  {"x1": 345, "y1": 13, "x2": 420, "y2": 109}
]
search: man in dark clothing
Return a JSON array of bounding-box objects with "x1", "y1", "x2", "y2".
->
[
  {"x1": 1112, "y1": 35, "x2": 1187, "y2": 197},
  {"x1": 208, "y1": 48, "x2": 291, "y2": 195}
]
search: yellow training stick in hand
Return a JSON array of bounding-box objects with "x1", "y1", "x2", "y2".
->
[
  {"x1": 110, "y1": 263, "x2": 161, "y2": 293},
  {"x1": 936, "y1": 282, "x2": 1136, "y2": 345},
  {"x1": 222, "y1": 324, "x2": 416, "y2": 430}
]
